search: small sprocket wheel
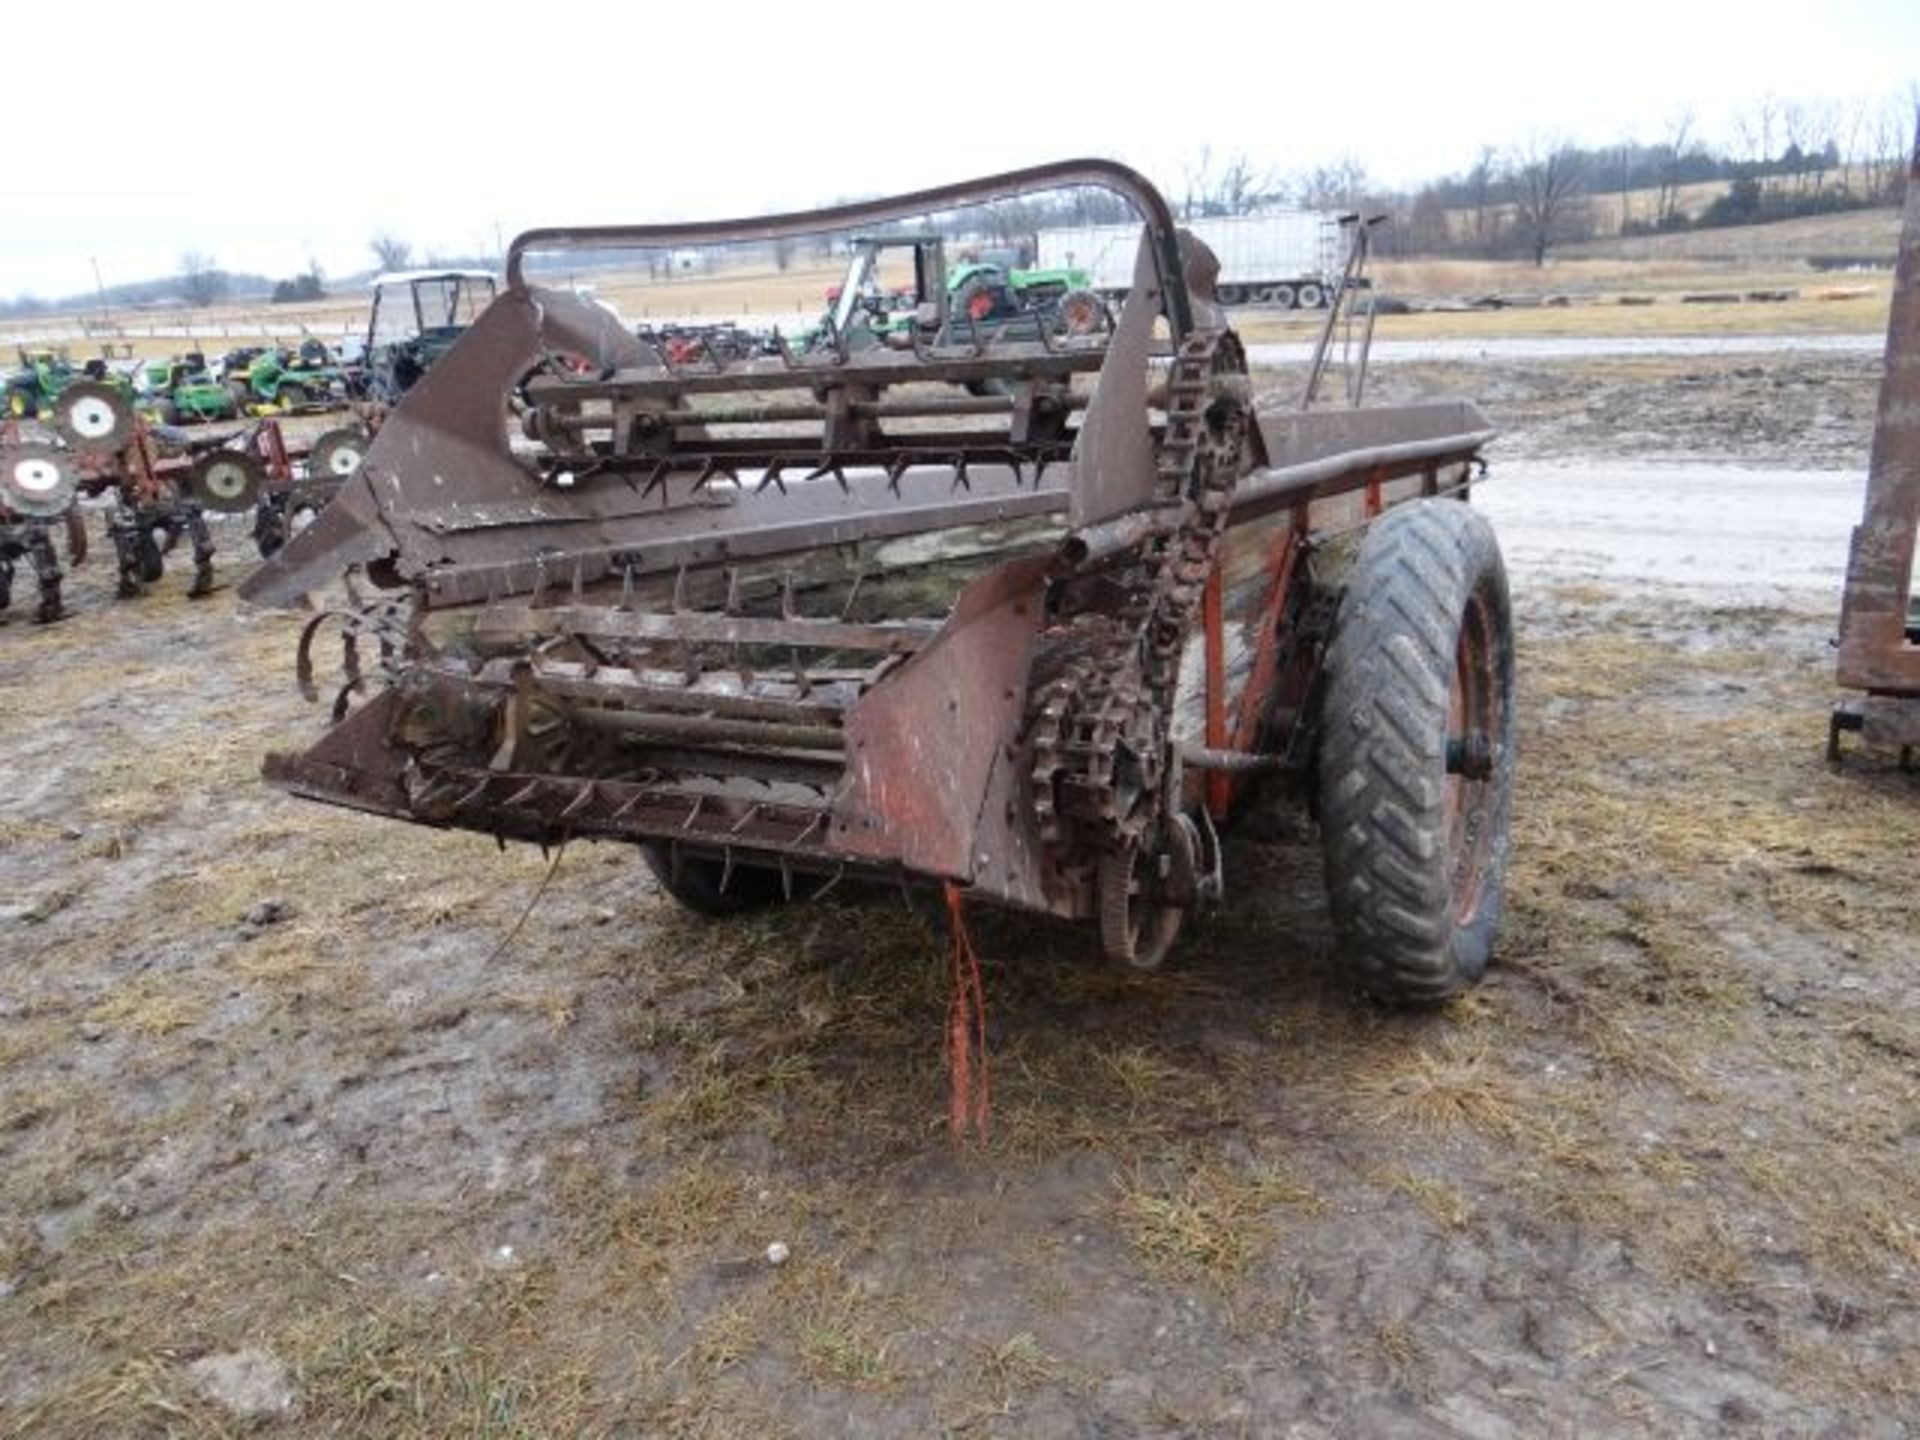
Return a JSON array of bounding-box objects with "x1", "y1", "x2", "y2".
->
[{"x1": 1096, "y1": 838, "x2": 1185, "y2": 970}]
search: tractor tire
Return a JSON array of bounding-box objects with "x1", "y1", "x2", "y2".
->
[
  {"x1": 254, "y1": 503, "x2": 287, "y2": 560},
  {"x1": 277, "y1": 383, "x2": 308, "y2": 413},
  {"x1": 137, "y1": 530, "x2": 166, "y2": 583},
  {"x1": 952, "y1": 272, "x2": 1007, "y2": 330},
  {"x1": 1316, "y1": 499, "x2": 1515, "y2": 1004},
  {"x1": 1054, "y1": 288, "x2": 1106, "y2": 338},
  {"x1": 8, "y1": 387, "x2": 35, "y2": 419},
  {"x1": 152, "y1": 399, "x2": 180, "y2": 426},
  {"x1": 640, "y1": 844, "x2": 812, "y2": 917}
]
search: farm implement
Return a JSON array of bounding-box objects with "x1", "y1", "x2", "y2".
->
[
  {"x1": 0, "y1": 378, "x2": 356, "y2": 614},
  {"x1": 0, "y1": 384, "x2": 128, "y2": 620},
  {"x1": 0, "y1": 501, "x2": 70, "y2": 623},
  {"x1": 243, "y1": 160, "x2": 1512, "y2": 1010},
  {"x1": 1830, "y1": 120, "x2": 1920, "y2": 767}
]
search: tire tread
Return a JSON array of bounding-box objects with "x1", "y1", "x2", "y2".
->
[{"x1": 1316, "y1": 500, "x2": 1515, "y2": 1003}]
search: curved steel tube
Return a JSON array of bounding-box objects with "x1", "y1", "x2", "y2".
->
[{"x1": 505, "y1": 156, "x2": 1194, "y2": 338}]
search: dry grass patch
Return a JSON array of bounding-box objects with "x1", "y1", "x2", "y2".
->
[
  {"x1": 1571, "y1": 1007, "x2": 1700, "y2": 1089},
  {"x1": 2, "y1": 1354, "x2": 206, "y2": 1440},
  {"x1": 1808, "y1": 1189, "x2": 1920, "y2": 1277},
  {"x1": 1237, "y1": 286, "x2": 1888, "y2": 346},
  {"x1": 974, "y1": 1330, "x2": 1056, "y2": 1395},
  {"x1": 1657, "y1": 1209, "x2": 1759, "y2": 1297},
  {"x1": 598, "y1": 1162, "x2": 751, "y2": 1289},
  {"x1": 84, "y1": 978, "x2": 202, "y2": 1037},
  {"x1": 1095, "y1": 1044, "x2": 1183, "y2": 1111},
  {"x1": 1372, "y1": 1168, "x2": 1474, "y2": 1229},
  {"x1": 1369, "y1": 1317, "x2": 1434, "y2": 1398},
  {"x1": 1357, "y1": 1041, "x2": 1526, "y2": 1138},
  {"x1": 1114, "y1": 1158, "x2": 1321, "y2": 1280},
  {"x1": 688, "y1": 1300, "x2": 760, "y2": 1377},
  {"x1": 295, "y1": 1293, "x2": 595, "y2": 1438},
  {"x1": 222, "y1": 922, "x2": 344, "y2": 994},
  {"x1": 792, "y1": 1271, "x2": 905, "y2": 1392}
]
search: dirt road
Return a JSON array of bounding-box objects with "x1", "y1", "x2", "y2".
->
[{"x1": 2, "y1": 350, "x2": 1915, "y2": 1437}]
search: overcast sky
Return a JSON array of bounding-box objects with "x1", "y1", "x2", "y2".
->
[{"x1": 7, "y1": 0, "x2": 1915, "y2": 299}]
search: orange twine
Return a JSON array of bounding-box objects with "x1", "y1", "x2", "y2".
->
[{"x1": 943, "y1": 881, "x2": 990, "y2": 1141}]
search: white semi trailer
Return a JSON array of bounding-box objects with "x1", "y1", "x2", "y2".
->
[{"x1": 1035, "y1": 210, "x2": 1343, "y2": 308}]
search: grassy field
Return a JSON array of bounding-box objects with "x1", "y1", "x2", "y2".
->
[
  {"x1": 6, "y1": 204, "x2": 1898, "y2": 366},
  {"x1": 1237, "y1": 281, "x2": 1892, "y2": 344},
  {"x1": 1561, "y1": 204, "x2": 1904, "y2": 264}
]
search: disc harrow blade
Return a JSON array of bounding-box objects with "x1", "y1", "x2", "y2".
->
[
  {"x1": 1, "y1": 444, "x2": 79, "y2": 519},
  {"x1": 52, "y1": 381, "x2": 135, "y2": 455},
  {"x1": 189, "y1": 450, "x2": 268, "y2": 514}
]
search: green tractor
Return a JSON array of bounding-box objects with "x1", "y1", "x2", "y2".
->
[
  {"x1": 809, "y1": 236, "x2": 1103, "y2": 353},
  {"x1": 949, "y1": 253, "x2": 1096, "y2": 323},
  {"x1": 5, "y1": 348, "x2": 134, "y2": 420},
  {"x1": 138, "y1": 356, "x2": 240, "y2": 425},
  {"x1": 243, "y1": 340, "x2": 356, "y2": 414}
]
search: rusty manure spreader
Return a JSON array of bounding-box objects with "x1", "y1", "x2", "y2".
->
[{"x1": 241, "y1": 160, "x2": 1516, "y2": 1005}]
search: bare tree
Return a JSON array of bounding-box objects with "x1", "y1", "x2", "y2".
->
[
  {"x1": 1180, "y1": 145, "x2": 1217, "y2": 219},
  {"x1": 1804, "y1": 99, "x2": 1839, "y2": 198},
  {"x1": 1215, "y1": 152, "x2": 1270, "y2": 215},
  {"x1": 1291, "y1": 156, "x2": 1371, "y2": 214},
  {"x1": 1466, "y1": 144, "x2": 1501, "y2": 250},
  {"x1": 981, "y1": 198, "x2": 1041, "y2": 252},
  {"x1": 1778, "y1": 99, "x2": 1838, "y2": 197},
  {"x1": 1655, "y1": 108, "x2": 1694, "y2": 226},
  {"x1": 1841, "y1": 94, "x2": 1872, "y2": 198},
  {"x1": 1179, "y1": 148, "x2": 1276, "y2": 217},
  {"x1": 1509, "y1": 141, "x2": 1586, "y2": 266},
  {"x1": 178, "y1": 252, "x2": 226, "y2": 308},
  {"x1": 369, "y1": 231, "x2": 414, "y2": 271},
  {"x1": 1865, "y1": 90, "x2": 1918, "y2": 202},
  {"x1": 1733, "y1": 91, "x2": 1781, "y2": 193},
  {"x1": 1406, "y1": 187, "x2": 1453, "y2": 253},
  {"x1": 1612, "y1": 133, "x2": 1636, "y2": 233}
]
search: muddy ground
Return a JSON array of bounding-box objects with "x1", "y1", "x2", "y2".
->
[{"x1": 2, "y1": 353, "x2": 1916, "y2": 1438}]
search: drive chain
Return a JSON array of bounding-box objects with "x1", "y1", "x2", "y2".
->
[{"x1": 1028, "y1": 328, "x2": 1250, "y2": 860}]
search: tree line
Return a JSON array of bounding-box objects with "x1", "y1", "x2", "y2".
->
[{"x1": 1178, "y1": 89, "x2": 1916, "y2": 266}]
